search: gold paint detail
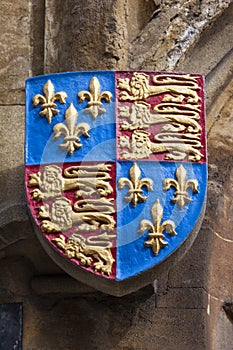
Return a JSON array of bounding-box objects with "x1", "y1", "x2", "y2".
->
[
  {"x1": 118, "y1": 163, "x2": 153, "y2": 207},
  {"x1": 28, "y1": 161, "x2": 116, "y2": 276},
  {"x1": 138, "y1": 199, "x2": 176, "y2": 255},
  {"x1": 153, "y1": 103, "x2": 201, "y2": 133},
  {"x1": 119, "y1": 130, "x2": 203, "y2": 162},
  {"x1": 52, "y1": 232, "x2": 115, "y2": 276},
  {"x1": 163, "y1": 165, "x2": 199, "y2": 209},
  {"x1": 33, "y1": 80, "x2": 67, "y2": 123},
  {"x1": 38, "y1": 196, "x2": 115, "y2": 234},
  {"x1": 119, "y1": 101, "x2": 201, "y2": 133},
  {"x1": 117, "y1": 72, "x2": 200, "y2": 104},
  {"x1": 28, "y1": 164, "x2": 113, "y2": 201},
  {"x1": 78, "y1": 77, "x2": 112, "y2": 119},
  {"x1": 53, "y1": 103, "x2": 90, "y2": 155},
  {"x1": 117, "y1": 72, "x2": 204, "y2": 162}
]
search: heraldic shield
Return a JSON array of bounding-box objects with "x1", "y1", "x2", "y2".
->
[{"x1": 25, "y1": 71, "x2": 207, "y2": 296}]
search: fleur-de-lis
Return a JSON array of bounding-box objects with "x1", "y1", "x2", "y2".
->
[
  {"x1": 53, "y1": 103, "x2": 90, "y2": 155},
  {"x1": 33, "y1": 80, "x2": 67, "y2": 123},
  {"x1": 78, "y1": 77, "x2": 112, "y2": 119},
  {"x1": 138, "y1": 199, "x2": 176, "y2": 255},
  {"x1": 118, "y1": 163, "x2": 153, "y2": 207},
  {"x1": 163, "y1": 165, "x2": 198, "y2": 209}
]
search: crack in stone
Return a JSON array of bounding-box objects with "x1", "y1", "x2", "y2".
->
[
  {"x1": 206, "y1": 46, "x2": 233, "y2": 83},
  {"x1": 0, "y1": 104, "x2": 25, "y2": 106},
  {"x1": 213, "y1": 230, "x2": 233, "y2": 243}
]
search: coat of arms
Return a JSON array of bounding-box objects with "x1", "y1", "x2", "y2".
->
[{"x1": 25, "y1": 71, "x2": 207, "y2": 296}]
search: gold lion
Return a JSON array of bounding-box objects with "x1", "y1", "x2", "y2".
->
[
  {"x1": 53, "y1": 233, "x2": 115, "y2": 276},
  {"x1": 117, "y1": 72, "x2": 200, "y2": 104}
]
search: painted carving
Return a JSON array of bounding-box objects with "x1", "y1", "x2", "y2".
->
[
  {"x1": 29, "y1": 165, "x2": 63, "y2": 201},
  {"x1": 38, "y1": 197, "x2": 115, "y2": 234},
  {"x1": 163, "y1": 165, "x2": 199, "y2": 209},
  {"x1": 119, "y1": 102, "x2": 153, "y2": 130},
  {"x1": 26, "y1": 70, "x2": 207, "y2": 286},
  {"x1": 53, "y1": 233, "x2": 115, "y2": 276},
  {"x1": 153, "y1": 103, "x2": 201, "y2": 133},
  {"x1": 117, "y1": 72, "x2": 200, "y2": 104},
  {"x1": 117, "y1": 72, "x2": 204, "y2": 163},
  {"x1": 28, "y1": 163, "x2": 113, "y2": 201},
  {"x1": 28, "y1": 161, "x2": 116, "y2": 276},
  {"x1": 78, "y1": 77, "x2": 112, "y2": 119},
  {"x1": 38, "y1": 197, "x2": 73, "y2": 232},
  {"x1": 138, "y1": 199, "x2": 176, "y2": 255},
  {"x1": 33, "y1": 80, "x2": 67, "y2": 123},
  {"x1": 118, "y1": 163, "x2": 153, "y2": 207},
  {"x1": 119, "y1": 101, "x2": 201, "y2": 133},
  {"x1": 119, "y1": 130, "x2": 203, "y2": 161},
  {"x1": 53, "y1": 103, "x2": 90, "y2": 155}
]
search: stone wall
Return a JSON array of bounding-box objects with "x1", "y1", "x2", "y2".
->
[{"x1": 0, "y1": 1, "x2": 233, "y2": 349}]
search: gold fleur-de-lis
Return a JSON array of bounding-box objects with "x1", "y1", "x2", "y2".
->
[
  {"x1": 163, "y1": 165, "x2": 198, "y2": 209},
  {"x1": 33, "y1": 80, "x2": 67, "y2": 123},
  {"x1": 78, "y1": 77, "x2": 112, "y2": 119},
  {"x1": 53, "y1": 103, "x2": 90, "y2": 155},
  {"x1": 118, "y1": 163, "x2": 153, "y2": 207},
  {"x1": 138, "y1": 199, "x2": 176, "y2": 255}
]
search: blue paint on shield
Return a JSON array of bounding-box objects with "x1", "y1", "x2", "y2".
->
[
  {"x1": 116, "y1": 161, "x2": 207, "y2": 280},
  {"x1": 25, "y1": 71, "x2": 116, "y2": 165},
  {"x1": 25, "y1": 70, "x2": 207, "y2": 285}
]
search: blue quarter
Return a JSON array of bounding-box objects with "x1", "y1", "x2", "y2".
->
[
  {"x1": 25, "y1": 71, "x2": 116, "y2": 165},
  {"x1": 116, "y1": 161, "x2": 207, "y2": 280}
]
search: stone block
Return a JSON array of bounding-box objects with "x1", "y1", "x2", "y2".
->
[{"x1": 0, "y1": 1, "x2": 30, "y2": 105}]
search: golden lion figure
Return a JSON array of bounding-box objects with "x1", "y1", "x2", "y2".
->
[
  {"x1": 28, "y1": 164, "x2": 113, "y2": 202},
  {"x1": 39, "y1": 197, "x2": 116, "y2": 234},
  {"x1": 119, "y1": 130, "x2": 203, "y2": 162},
  {"x1": 117, "y1": 72, "x2": 201, "y2": 104},
  {"x1": 53, "y1": 233, "x2": 115, "y2": 276},
  {"x1": 119, "y1": 101, "x2": 201, "y2": 133}
]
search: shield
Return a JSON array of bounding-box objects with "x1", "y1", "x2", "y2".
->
[{"x1": 25, "y1": 71, "x2": 207, "y2": 296}]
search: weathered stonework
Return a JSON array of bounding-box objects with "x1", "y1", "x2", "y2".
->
[
  {"x1": 0, "y1": 1, "x2": 30, "y2": 105},
  {"x1": 0, "y1": 0, "x2": 233, "y2": 348},
  {"x1": 129, "y1": 0, "x2": 232, "y2": 71}
]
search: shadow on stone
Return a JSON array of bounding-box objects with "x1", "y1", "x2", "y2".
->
[{"x1": 223, "y1": 302, "x2": 233, "y2": 324}]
